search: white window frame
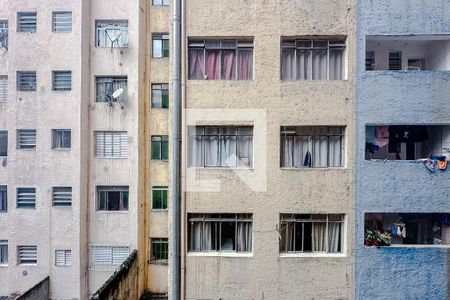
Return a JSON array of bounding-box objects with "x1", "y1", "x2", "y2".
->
[
  {"x1": 52, "y1": 129, "x2": 71, "y2": 149},
  {"x1": 91, "y1": 245, "x2": 129, "y2": 266},
  {"x1": 53, "y1": 11, "x2": 72, "y2": 32},
  {"x1": 95, "y1": 20, "x2": 129, "y2": 48},
  {"x1": 152, "y1": 34, "x2": 169, "y2": 58},
  {"x1": 95, "y1": 131, "x2": 128, "y2": 158},
  {"x1": 17, "y1": 245, "x2": 37, "y2": 265},
  {"x1": 96, "y1": 186, "x2": 129, "y2": 211},
  {"x1": 0, "y1": 75, "x2": 7, "y2": 102},
  {"x1": 52, "y1": 187, "x2": 72, "y2": 207},
  {"x1": 0, "y1": 240, "x2": 7, "y2": 265},
  {"x1": 152, "y1": 0, "x2": 169, "y2": 6},
  {"x1": 149, "y1": 238, "x2": 168, "y2": 263},
  {"x1": 151, "y1": 186, "x2": 168, "y2": 211},
  {"x1": 17, "y1": 12, "x2": 37, "y2": 33},
  {"x1": 95, "y1": 76, "x2": 127, "y2": 103},
  {"x1": 151, "y1": 83, "x2": 169, "y2": 108},
  {"x1": 55, "y1": 249, "x2": 71, "y2": 266}
]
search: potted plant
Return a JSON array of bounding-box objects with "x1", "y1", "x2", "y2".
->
[
  {"x1": 364, "y1": 230, "x2": 375, "y2": 246},
  {"x1": 364, "y1": 230, "x2": 391, "y2": 247}
]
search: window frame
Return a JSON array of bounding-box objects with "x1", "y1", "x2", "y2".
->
[
  {"x1": 0, "y1": 20, "x2": 8, "y2": 50},
  {"x1": 96, "y1": 186, "x2": 129, "y2": 212},
  {"x1": 151, "y1": 83, "x2": 169, "y2": 108},
  {"x1": 17, "y1": 12, "x2": 37, "y2": 33},
  {"x1": 52, "y1": 11, "x2": 72, "y2": 32},
  {"x1": 16, "y1": 187, "x2": 36, "y2": 209},
  {"x1": 281, "y1": 38, "x2": 346, "y2": 80},
  {"x1": 152, "y1": 34, "x2": 169, "y2": 58},
  {"x1": 95, "y1": 20, "x2": 129, "y2": 48},
  {"x1": 152, "y1": 0, "x2": 169, "y2": 6},
  {"x1": 55, "y1": 249, "x2": 71, "y2": 266},
  {"x1": 0, "y1": 240, "x2": 7, "y2": 265},
  {"x1": 52, "y1": 70, "x2": 72, "y2": 91},
  {"x1": 17, "y1": 129, "x2": 36, "y2": 150},
  {"x1": 17, "y1": 245, "x2": 37, "y2": 265},
  {"x1": 0, "y1": 75, "x2": 7, "y2": 103},
  {"x1": 52, "y1": 129, "x2": 71, "y2": 149},
  {"x1": 94, "y1": 131, "x2": 128, "y2": 158},
  {"x1": 95, "y1": 76, "x2": 128, "y2": 103},
  {"x1": 151, "y1": 135, "x2": 169, "y2": 161},
  {"x1": 151, "y1": 186, "x2": 168, "y2": 211},
  {"x1": 91, "y1": 245, "x2": 130, "y2": 266},
  {"x1": 52, "y1": 187, "x2": 72, "y2": 207},
  {"x1": 279, "y1": 214, "x2": 345, "y2": 254},
  {"x1": 16, "y1": 71, "x2": 37, "y2": 92},
  {"x1": 0, "y1": 185, "x2": 7, "y2": 213},
  {"x1": 150, "y1": 238, "x2": 169, "y2": 263},
  {"x1": 0, "y1": 130, "x2": 7, "y2": 156}
]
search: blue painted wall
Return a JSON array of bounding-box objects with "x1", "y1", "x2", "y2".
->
[{"x1": 356, "y1": 1, "x2": 450, "y2": 299}]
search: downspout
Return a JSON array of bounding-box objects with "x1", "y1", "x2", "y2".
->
[
  {"x1": 180, "y1": 0, "x2": 186, "y2": 297},
  {"x1": 171, "y1": 0, "x2": 181, "y2": 297}
]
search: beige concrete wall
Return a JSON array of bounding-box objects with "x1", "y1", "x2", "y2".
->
[{"x1": 182, "y1": 0, "x2": 356, "y2": 299}]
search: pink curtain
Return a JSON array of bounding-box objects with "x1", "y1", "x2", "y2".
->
[
  {"x1": 206, "y1": 50, "x2": 220, "y2": 80},
  {"x1": 189, "y1": 49, "x2": 205, "y2": 79},
  {"x1": 221, "y1": 50, "x2": 236, "y2": 80},
  {"x1": 238, "y1": 49, "x2": 253, "y2": 80}
]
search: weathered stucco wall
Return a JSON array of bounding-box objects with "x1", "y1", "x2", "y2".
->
[
  {"x1": 356, "y1": 1, "x2": 450, "y2": 299},
  {"x1": 183, "y1": 0, "x2": 356, "y2": 299}
]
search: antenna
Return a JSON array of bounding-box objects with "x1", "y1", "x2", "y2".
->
[
  {"x1": 112, "y1": 88, "x2": 124, "y2": 99},
  {"x1": 106, "y1": 88, "x2": 125, "y2": 109}
]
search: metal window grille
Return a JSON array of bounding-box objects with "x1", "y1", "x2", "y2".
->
[
  {"x1": 151, "y1": 135, "x2": 168, "y2": 160},
  {"x1": 52, "y1": 71, "x2": 72, "y2": 91},
  {"x1": 188, "y1": 126, "x2": 253, "y2": 167},
  {"x1": 0, "y1": 186, "x2": 7, "y2": 212},
  {"x1": 151, "y1": 83, "x2": 169, "y2": 108},
  {"x1": 0, "y1": 240, "x2": 7, "y2": 264},
  {"x1": 152, "y1": 187, "x2": 168, "y2": 210},
  {"x1": 17, "y1": 71, "x2": 36, "y2": 91},
  {"x1": 365, "y1": 51, "x2": 375, "y2": 71},
  {"x1": 150, "y1": 238, "x2": 168, "y2": 262},
  {"x1": 96, "y1": 20, "x2": 128, "y2": 48},
  {"x1": 152, "y1": 34, "x2": 169, "y2": 57},
  {"x1": 17, "y1": 12, "x2": 37, "y2": 33},
  {"x1": 18, "y1": 245, "x2": 37, "y2": 264},
  {"x1": 281, "y1": 39, "x2": 346, "y2": 80},
  {"x1": 53, "y1": 12, "x2": 72, "y2": 32},
  {"x1": 92, "y1": 246, "x2": 129, "y2": 265},
  {"x1": 97, "y1": 186, "x2": 129, "y2": 211},
  {"x1": 280, "y1": 126, "x2": 345, "y2": 168},
  {"x1": 55, "y1": 250, "x2": 71, "y2": 266},
  {"x1": 17, "y1": 188, "x2": 36, "y2": 208},
  {"x1": 0, "y1": 131, "x2": 7, "y2": 156},
  {"x1": 0, "y1": 20, "x2": 8, "y2": 49},
  {"x1": 52, "y1": 129, "x2": 71, "y2": 149},
  {"x1": 188, "y1": 213, "x2": 253, "y2": 252},
  {"x1": 95, "y1": 131, "x2": 127, "y2": 158},
  {"x1": 279, "y1": 214, "x2": 344, "y2": 253},
  {"x1": 52, "y1": 187, "x2": 72, "y2": 207},
  {"x1": 17, "y1": 129, "x2": 36, "y2": 149},
  {"x1": 0, "y1": 75, "x2": 8, "y2": 102},
  {"x1": 389, "y1": 51, "x2": 402, "y2": 70},
  {"x1": 95, "y1": 76, "x2": 127, "y2": 102}
]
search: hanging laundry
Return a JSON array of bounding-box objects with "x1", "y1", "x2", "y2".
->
[
  {"x1": 303, "y1": 151, "x2": 312, "y2": 167},
  {"x1": 374, "y1": 126, "x2": 389, "y2": 148}
]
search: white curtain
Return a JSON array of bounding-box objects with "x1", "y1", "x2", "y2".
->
[
  {"x1": 204, "y1": 136, "x2": 219, "y2": 167},
  {"x1": 328, "y1": 222, "x2": 341, "y2": 252},
  {"x1": 296, "y1": 50, "x2": 310, "y2": 80},
  {"x1": 313, "y1": 136, "x2": 328, "y2": 167},
  {"x1": 221, "y1": 136, "x2": 237, "y2": 167},
  {"x1": 189, "y1": 222, "x2": 202, "y2": 251},
  {"x1": 283, "y1": 136, "x2": 294, "y2": 167},
  {"x1": 328, "y1": 135, "x2": 343, "y2": 167},
  {"x1": 188, "y1": 135, "x2": 203, "y2": 167},
  {"x1": 312, "y1": 50, "x2": 327, "y2": 80},
  {"x1": 237, "y1": 222, "x2": 252, "y2": 251},
  {"x1": 281, "y1": 222, "x2": 295, "y2": 252},
  {"x1": 329, "y1": 49, "x2": 343, "y2": 80},
  {"x1": 54, "y1": 132, "x2": 63, "y2": 148},
  {"x1": 237, "y1": 136, "x2": 253, "y2": 167},
  {"x1": 312, "y1": 222, "x2": 326, "y2": 251},
  {"x1": 282, "y1": 49, "x2": 296, "y2": 80},
  {"x1": 202, "y1": 222, "x2": 212, "y2": 250}
]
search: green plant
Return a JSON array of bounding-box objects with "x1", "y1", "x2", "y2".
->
[{"x1": 364, "y1": 229, "x2": 391, "y2": 246}]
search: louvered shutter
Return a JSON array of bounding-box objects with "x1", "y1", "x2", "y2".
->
[
  {"x1": 18, "y1": 245, "x2": 37, "y2": 264},
  {"x1": 17, "y1": 12, "x2": 37, "y2": 32},
  {"x1": 92, "y1": 246, "x2": 112, "y2": 265},
  {"x1": 52, "y1": 187, "x2": 72, "y2": 206},
  {"x1": 53, "y1": 71, "x2": 72, "y2": 91},
  {"x1": 17, "y1": 72, "x2": 36, "y2": 91},
  {"x1": 17, "y1": 188, "x2": 36, "y2": 208},
  {"x1": 18, "y1": 130, "x2": 36, "y2": 149},
  {"x1": 55, "y1": 250, "x2": 71, "y2": 266},
  {"x1": 112, "y1": 246, "x2": 129, "y2": 265},
  {"x1": 53, "y1": 12, "x2": 72, "y2": 32},
  {"x1": 95, "y1": 131, "x2": 127, "y2": 158},
  {"x1": 0, "y1": 76, "x2": 7, "y2": 103}
]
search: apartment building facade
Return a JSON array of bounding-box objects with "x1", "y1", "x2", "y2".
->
[{"x1": 356, "y1": 0, "x2": 450, "y2": 299}]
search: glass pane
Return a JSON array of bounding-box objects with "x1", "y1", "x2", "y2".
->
[
  {"x1": 151, "y1": 141, "x2": 161, "y2": 159},
  {"x1": 161, "y1": 141, "x2": 169, "y2": 160},
  {"x1": 107, "y1": 191, "x2": 120, "y2": 211},
  {"x1": 153, "y1": 190, "x2": 162, "y2": 209},
  {"x1": 153, "y1": 39, "x2": 162, "y2": 57},
  {"x1": 220, "y1": 221, "x2": 235, "y2": 250}
]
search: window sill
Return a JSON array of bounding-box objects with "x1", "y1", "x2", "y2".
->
[
  {"x1": 151, "y1": 209, "x2": 168, "y2": 213},
  {"x1": 280, "y1": 167, "x2": 346, "y2": 171},
  {"x1": 95, "y1": 211, "x2": 129, "y2": 214},
  {"x1": 52, "y1": 148, "x2": 71, "y2": 151},
  {"x1": 365, "y1": 244, "x2": 450, "y2": 249},
  {"x1": 18, "y1": 263, "x2": 37, "y2": 266},
  {"x1": 148, "y1": 260, "x2": 168, "y2": 265},
  {"x1": 96, "y1": 157, "x2": 128, "y2": 159},
  {"x1": 188, "y1": 167, "x2": 254, "y2": 171},
  {"x1": 279, "y1": 252, "x2": 346, "y2": 258},
  {"x1": 0, "y1": 264, "x2": 8, "y2": 267},
  {"x1": 280, "y1": 79, "x2": 348, "y2": 82},
  {"x1": 187, "y1": 252, "x2": 253, "y2": 258}
]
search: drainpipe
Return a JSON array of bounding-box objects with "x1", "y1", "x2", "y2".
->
[{"x1": 171, "y1": 0, "x2": 181, "y2": 297}]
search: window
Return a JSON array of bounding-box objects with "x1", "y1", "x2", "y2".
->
[
  {"x1": 17, "y1": 188, "x2": 36, "y2": 208},
  {"x1": 95, "y1": 131, "x2": 128, "y2": 158},
  {"x1": 96, "y1": 20, "x2": 128, "y2": 48},
  {"x1": 188, "y1": 213, "x2": 253, "y2": 252},
  {"x1": 52, "y1": 187, "x2": 72, "y2": 207},
  {"x1": 95, "y1": 76, "x2": 127, "y2": 103},
  {"x1": 0, "y1": 186, "x2": 7, "y2": 212},
  {"x1": 17, "y1": 71, "x2": 36, "y2": 91},
  {"x1": 152, "y1": 34, "x2": 169, "y2": 58},
  {"x1": 17, "y1": 129, "x2": 36, "y2": 149},
  {"x1": 151, "y1": 84, "x2": 169, "y2": 108},
  {"x1": 153, "y1": 0, "x2": 169, "y2": 5},
  {"x1": 365, "y1": 51, "x2": 375, "y2": 71},
  {"x1": 53, "y1": 12, "x2": 72, "y2": 32},
  {"x1": 17, "y1": 245, "x2": 37, "y2": 264},
  {"x1": 280, "y1": 214, "x2": 344, "y2": 253},
  {"x1": 152, "y1": 187, "x2": 168, "y2": 210},
  {"x1": 17, "y1": 12, "x2": 37, "y2": 33},
  {"x1": 0, "y1": 131, "x2": 7, "y2": 156},
  {"x1": 281, "y1": 39, "x2": 345, "y2": 80},
  {"x1": 92, "y1": 246, "x2": 129, "y2": 266},
  {"x1": 389, "y1": 51, "x2": 402, "y2": 70},
  {"x1": 0, "y1": 240, "x2": 7, "y2": 265},
  {"x1": 55, "y1": 250, "x2": 71, "y2": 266},
  {"x1": 188, "y1": 126, "x2": 253, "y2": 167},
  {"x1": 52, "y1": 71, "x2": 72, "y2": 91},
  {"x1": 281, "y1": 126, "x2": 345, "y2": 168},
  {"x1": 151, "y1": 136, "x2": 168, "y2": 160},
  {"x1": 52, "y1": 129, "x2": 71, "y2": 149},
  {"x1": 150, "y1": 238, "x2": 168, "y2": 262},
  {"x1": 188, "y1": 39, "x2": 253, "y2": 80},
  {"x1": 97, "y1": 186, "x2": 129, "y2": 211},
  {"x1": 0, "y1": 76, "x2": 7, "y2": 102},
  {"x1": 0, "y1": 21, "x2": 8, "y2": 49}
]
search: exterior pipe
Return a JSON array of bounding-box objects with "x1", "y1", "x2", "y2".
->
[{"x1": 171, "y1": 0, "x2": 182, "y2": 297}]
